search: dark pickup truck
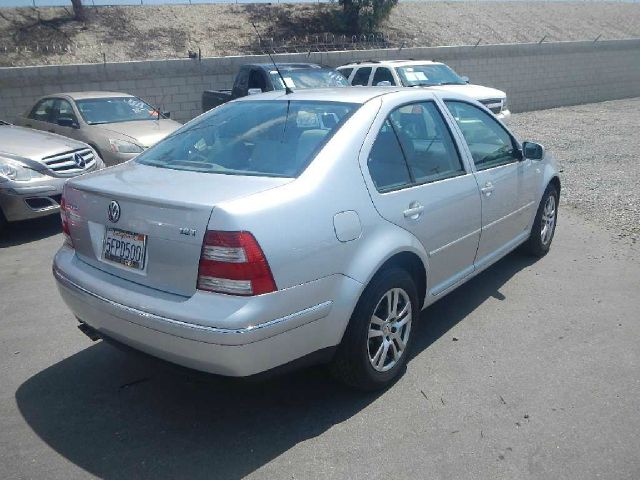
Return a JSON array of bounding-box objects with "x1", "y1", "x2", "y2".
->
[{"x1": 202, "y1": 63, "x2": 349, "y2": 112}]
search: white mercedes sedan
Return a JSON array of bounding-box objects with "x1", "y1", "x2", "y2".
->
[{"x1": 53, "y1": 88, "x2": 560, "y2": 390}]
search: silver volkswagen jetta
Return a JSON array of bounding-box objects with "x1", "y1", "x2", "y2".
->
[{"x1": 53, "y1": 88, "x2": 560, "y2": 390}]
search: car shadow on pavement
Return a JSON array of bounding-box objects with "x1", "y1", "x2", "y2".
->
[
  {"x1": 15, "y1": 251, "x2": 537, "y2": 480},
  {"x1": 0, "y1": 215, "x2": 61, "y2": 248},
  {"x1": 409, "y1": 251, "x2": 537, "y2": 360}
]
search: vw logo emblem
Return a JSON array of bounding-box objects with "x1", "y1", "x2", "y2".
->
[
  {"x1": 73, "y1": 153, "x2": 86, "y2": 168},
  {"x1": 107, "y1": 201, "x2": 121, "y2": 223}
]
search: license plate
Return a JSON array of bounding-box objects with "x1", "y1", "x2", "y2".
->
[{"x1": 102, "y1": 228, "x2": 147, "y2": 270}]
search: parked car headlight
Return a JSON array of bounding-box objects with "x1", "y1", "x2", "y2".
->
[
  {"x1": 0, "y1": 158, "x2": 45, "y2": 182},
  {"x1": 109, "y1": 139, "x2": 144, "y2": 154}
]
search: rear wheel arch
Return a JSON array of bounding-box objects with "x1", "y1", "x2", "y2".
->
[
  {"x1": 331, "y1": 265, "x2": 420, "y2": 389},
  {"x1": 370, "y1": 251, "x2": 427, "y2": 312},
  {"x1": 336, "y1": 246, "x2": 429, "y2": 343}
]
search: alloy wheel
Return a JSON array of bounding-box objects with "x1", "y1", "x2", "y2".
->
[
  {"x1": 367, "y1": 288, "x2": 412, "y2": 372},
  {"x1": 540, "y1": 194, "x2": 556, "y2": 246}
]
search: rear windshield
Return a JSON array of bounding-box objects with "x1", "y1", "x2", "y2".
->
[
  {"x1": 76, "y1": 97, "x2": 160, "y2": 125},
  {"x1": 269, "y1": 69, "x2": 349, "y2": 90},
  {"x1": 136, "y1": 100, "x2": 358, "y2": 177}
]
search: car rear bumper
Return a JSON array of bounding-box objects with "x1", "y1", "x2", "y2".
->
[
  {"x1": 53, "y1": 247, "x2": 362, "y2": 376},
  {"x1": 0, "y1": 178, "x2": 65, "y2": 222}
]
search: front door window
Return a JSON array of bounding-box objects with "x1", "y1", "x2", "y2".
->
[{"x1": 445, "y1": 101, "x2": 520, "y2": 170}]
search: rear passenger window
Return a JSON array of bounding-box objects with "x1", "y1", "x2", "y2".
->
[
  {"x1": 53, "y1": 99, "x2": 78, "y2": 124},
  {"x1": 389, "y1": 102, "x2": 464, "y2": 184},
  {"x1": 373, "y1": 67, "x2": 395, "y2": 86},
  {"x1": 248, "y1": 69, "x2": 267, "y2": 92},
  {"x1": 29, "y1": 98, "x2": 56, "y2": 123},
  {"x1": 367, "y1": 120, "x2": 411, "y2": 192},
  {"x1": 338, "y1": 68, "x2": 353, "y2": 80},
  {"x1": 352, "y1": 67, "x2": 372, "y2": 86}
]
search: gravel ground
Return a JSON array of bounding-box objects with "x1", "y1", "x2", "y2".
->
[
  {"x1": 509, "y1": 98, "x2": 640, "y2": 247},
  {"x1": 1, "y1": 1, "x2": 640, "y2": 66}
]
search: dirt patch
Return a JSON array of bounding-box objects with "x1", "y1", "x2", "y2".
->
[{"x1": 1, "y1": 2, "x2": 639, "y2": 66}]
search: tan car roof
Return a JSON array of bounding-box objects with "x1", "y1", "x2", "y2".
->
[{"x1": 54, "y1": 91, "x2": 135, "y2": 100}]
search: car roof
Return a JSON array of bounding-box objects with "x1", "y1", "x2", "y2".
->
[
  {"x1": 234, "y1": 87, "x2": 403, "y2": 104},
  {"x1": 233, "y1": 87, "x2": 474, "y2": 105},
  {"x1": 338, "y1": 60, "x2": 441, "y2": 68},
  {"x1": 248, "y1": 63, "x2": 323, "y2": 71},
  {"x1": 41, "y1": 91, "x2": 136, "y2": 101}
]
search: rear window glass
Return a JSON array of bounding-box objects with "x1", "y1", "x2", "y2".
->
[
  {"x1": 136, "y1": 100, "x2": 358, "y2": 178},
  {"x1": 269, "y1": 69, "x2": 349, "y2": 90}
]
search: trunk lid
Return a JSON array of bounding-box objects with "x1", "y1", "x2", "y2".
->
[{"x1": 65, "y1": 162, "x2": 291, "y2": 296}]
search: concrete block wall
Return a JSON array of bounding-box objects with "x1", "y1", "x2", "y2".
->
[{"x1": 1, "y1": 39, "x2": 639, "y2": 124}]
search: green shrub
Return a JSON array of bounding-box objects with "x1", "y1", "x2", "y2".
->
[{"x1": 338, "y1": 0, "x2": 398, "y2": 33}]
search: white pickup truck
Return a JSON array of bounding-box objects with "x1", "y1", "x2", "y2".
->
[{"x1": 337, "y1": 60, "x2": 510, "y2": 122}]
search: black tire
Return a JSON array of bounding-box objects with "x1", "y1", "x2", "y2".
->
[
  {"x1": 524, "y1": 184, "x2": 559, "y2": 257},
  {"x1": 330, "y1": 267, "x2": 419, "y2": 391},
  {"x1": 0, "y1": 208, "x2": 7, "y2": 236}
]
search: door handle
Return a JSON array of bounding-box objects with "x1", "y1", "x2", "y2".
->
[
  {"x1": 48, "y1": 129, "x2": 55, "y2": 133},
  {"x1": 403, "y1": 202, "x2": 425, "y2": 220},
  {"x1": 25, "y1": 124, "x2": 32, "y2": 127},
  {"x1": 481, "y1": 182, "x2": 495, "y2": 197}
]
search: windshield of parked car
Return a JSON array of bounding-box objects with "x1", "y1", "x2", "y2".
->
[
  {"x1": 136, "y1": 100, "x2": 358, "y2": 177},
  {"x1": 75, "y1": 97, "x2": 160, "y2": 125},
  {"x1": 269, "y1": 69, "x2": 349, "y2": 90},
  {"x1": 397, "y1": 64, "x2": 466, "y2": 87}
]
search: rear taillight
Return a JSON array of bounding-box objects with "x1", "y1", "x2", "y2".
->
[
  {"x1": 59, "y1": 191, "x2": 74, "y2": 248},
  {"x1": 197, "y1": 231, "x2": 276, "y2": 296}
]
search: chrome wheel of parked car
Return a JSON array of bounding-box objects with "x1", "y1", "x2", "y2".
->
[
  {"x1": 368, "y1": 288, "x2": 412, "y2": 372},
  {"x1": 540, "y1": 195, "x2": 556, "y2": 246},
  {"x1": 330, "y1": 268, "x2": 418, "y2": 390},
  {"x1": 525, "y1": 184, "x2": 559, "y2": 257}
]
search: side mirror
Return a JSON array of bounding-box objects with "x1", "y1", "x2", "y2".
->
[
  {"x1": 57, "y1": 117, "x2": 79, "y2": 129},
  {"x1": 460, "y1": 76, "x2": 470, "y2": 84},
  {"x1": 162, "y1": 111, "x2": 171, "y2": 118},
  {"x1": 247, "y1": 88, "x2": 263, "y2": 96},
  {"x1": 376, "y1": 81, "x2": 392, "y2": 86},
  {"x1": 522, "y1": 141, "x2": 544, "y2": 161}
]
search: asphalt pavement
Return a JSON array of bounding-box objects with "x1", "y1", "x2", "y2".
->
[{"x1": 1, "y1": 136, "x2": 639, "y2": 479}]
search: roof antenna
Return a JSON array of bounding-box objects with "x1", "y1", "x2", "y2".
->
[{"x1": 251, "y1": 22, "x2": 293, "y2": 95}]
